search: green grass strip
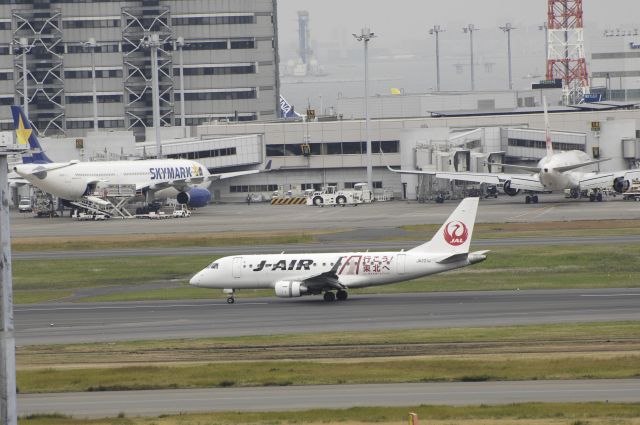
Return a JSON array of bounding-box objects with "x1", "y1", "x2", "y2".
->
[
  {"x1": 18, "y1": 354, "x2": 640, "y2": 393},
  {"x1": 19, "y1": 402, "x2": 640, "y2": 425}
]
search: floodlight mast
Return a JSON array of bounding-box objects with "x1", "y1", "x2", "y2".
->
[
  {"x1": 82, "y1": 38, "x2": 99, "y2": 130},
  {"x1": 428, "y1": 25, "x2": 445, "y2": 92},
  {"x1": 352, "y1": 28, "x2": 376, "y2": 190},
  {"x1": 462, "y1": 24, "x2": 477, "y2": 90},
  {"x1": 499, "y1": 23, "x2": 516, "y2": 90},
  {"x1": 143, "y1": 33, "x2": 163, "y2": 158}
]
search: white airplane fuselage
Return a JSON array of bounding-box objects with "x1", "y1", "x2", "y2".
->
[
  {"x1": 14, "y1": 159, "x2": 210, "y2": 200},
  {"x1": 536, "y1": 150, "x2": 596, "y2": 191},
  {"x1": 190, "y1": 251, "x2": 484, "y2": 291}
]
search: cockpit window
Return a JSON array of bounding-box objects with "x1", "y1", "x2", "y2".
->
[{"x1": 210, "y1": 262, "x2": 219, "y2": 269}]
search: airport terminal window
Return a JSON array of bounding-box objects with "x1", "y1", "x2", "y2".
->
[
  {"x1": 166, "y1": 147, "x2": 236, "y2": 160},
  {"x1": 361, "y1": 140, "x2": 400, "y2": 154},
  {"x1": 184, "y1": 41, "x2": 228, "y2": 51},
  {"x1": 326, "y1": 143, "x2": 342, "y2": 155},
  {"x1": 66, "y1": 94, "x2": 123, "y2": 104},
  {"x1": 373, "y1": 181, "x2": 383, "y2": 189},
  {"x1": 508, "y1": 138, "x2": 584, "y2": 152},
  {"x1": 342, "y1": 141, "x2": 362, "y2": 154},
  {"x1": 184, "y1": 89, "x2": 256, "y2": 101},
  {"x1": 0, "y1": 47, "x2": 9, "y2": 55},
  {"x1": 0, "y1": 97, "x2": 13, "y2": 105},
  {"x1": 230, "y1": 184, "x2": 277, "y2": 193},
  {"x1": 172, "y1": 15, "x2": 255, "y2": 26},
  {"x1": 0, "y1": 72, "x2": 12, "y2": 80},
  {"x1": 174, "y1": 64, "x2": 255, "y2": 76},
  {"x1": 0, "y1": 22, "x2": 11, "y2": 30},
  {"x1": 65, "y1": 69, "x2": 122, "y2": 79},
  {"x1": 63, "y1": 19, "x2": 120, "y2": 29},
  {"x1": 230, "y1": 39, "x2": 255, "y2": 49},
  {"x1": 67, "y1": 44, "x2": 120, "y2": 54}
]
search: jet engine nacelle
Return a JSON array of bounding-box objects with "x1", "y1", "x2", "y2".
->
[
  {"x1": 274, "y1": 281, "x2": 308, "y2": 298},
  {"x1": 613, "y1": 177, "x2": 631, "y2": 194},
  {"x1": 503, "y1": 180, "x2": 520, "y2": 197},
  {"x1": 176, "y1": 188, "x2": 211, "y2": 208}
]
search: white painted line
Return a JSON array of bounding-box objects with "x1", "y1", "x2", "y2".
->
[
  {"x1": 580, "y1": 294, "x2": 640, "y2": 297},
  {"x1": 17, "y1": 302, "x2": 269, "y2": 312}
]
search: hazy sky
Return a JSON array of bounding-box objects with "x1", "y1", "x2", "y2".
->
[{"x1": 277, "y1": 0, "x2": 639, "y2": 53}]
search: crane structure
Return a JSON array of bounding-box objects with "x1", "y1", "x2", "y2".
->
[{"x1": 545, "y1": 0, "x2": 590, "y2": 104}]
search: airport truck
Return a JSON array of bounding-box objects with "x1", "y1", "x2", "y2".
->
[{"x1": 307, "y1": 183, "x2": 373, "y2": 207}]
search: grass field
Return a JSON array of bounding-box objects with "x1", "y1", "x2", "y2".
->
[
  {"x1": 12, "y1": 242, "x2": 640, "y2": 303},
  {"x1": 19, "y1": 403, "x2": 640, "y2": 425},
  {"x1": 17, "y1": 321, "x2": 640, "y2": 393}
]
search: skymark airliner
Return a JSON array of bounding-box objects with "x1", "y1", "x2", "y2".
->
[
  {"x1": 11, "y1": 106, "x2": 262, "y2": 208},
  {"x1": 190, "y1": 198, "x2": 488, "y2": 303}
]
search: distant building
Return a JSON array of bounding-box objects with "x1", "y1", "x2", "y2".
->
[
  {"x1": 0, "y1": 0, "x2": 280, "y2": 139},
  {"x1": 590, "y1": 29, "x2": 640, "y2": 100}
]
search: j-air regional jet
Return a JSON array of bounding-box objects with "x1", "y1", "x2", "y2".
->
[
  {"x1": 11, "y1": 106, "x2": 266, "y2": 209},
  {"x1": 388, "y1": 99, "x2": 640, "y2": 204},
  {"x1": 190, "y1": 197, "x2": 487, "y2": 303}
]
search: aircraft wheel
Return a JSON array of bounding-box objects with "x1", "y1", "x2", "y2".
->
[
  {"x1": 525, "y1": 195, "x2": 531, "y2": 204},
  {"x1": 589, "y1": 193, "x2": 596, "y2": 202},
  {"x1": 532, "y1": 195, "x2": 539, "y2": 204},
  {"x1": 336, "y1": 290, "x2": 348, "y2": 301},
  {"x1": 323, "y1": 291, "x2": 336, "y2": 302},
  {"x1": 596, "y1": 193, "x2": 603, "y2": 202},
  {"x1": 226, "y1": 297, "x2": 235, "y2": 304}
]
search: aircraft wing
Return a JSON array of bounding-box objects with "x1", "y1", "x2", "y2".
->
[
  {"x1": 298, "y1": 257, "x2": 346, "y2": 291},
  {"x1": 436, "y1": 172, "x2": 546, "y2": 192},
  {"x1": 207, "y1": 169, "x2": 260, "y2": 182},
  {"x1": 579, "y1": 169, "x2": 640, "y2": 190}
]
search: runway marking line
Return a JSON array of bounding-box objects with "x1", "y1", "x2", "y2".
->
[
  {"x1": 17, "y1": 302, "x2": 269, "y2": 312},
  {"x1": 580, "y1": 294, "x2": 640, "y2": 297}
]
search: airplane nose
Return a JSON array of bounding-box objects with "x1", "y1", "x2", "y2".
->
[{"x1": 189, "y1": 272, "x2": 202, "y2": 287}]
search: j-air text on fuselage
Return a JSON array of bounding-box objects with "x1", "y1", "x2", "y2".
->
[
  {"x1": 190, "y1": 197, "x2": 488, "y2": 303},
  {"x1": 387, "y1": 97, "x2": 640, "y2": 204},
  {"x1": 9, "y1": 105, "x2": 267, "y2": 210}
]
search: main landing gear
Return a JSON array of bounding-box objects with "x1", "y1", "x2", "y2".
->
[
  {"x1": 224, "y1": 289, "x2": 235, "y2": 304},
  {"x1": 524, "y1": 195, "x2": 539, "y2": 204},
  {"x1": 589, "y1": 191, "x2": 603, "y2": 202},
  {"x1": 323, "y1": 290, "x2": 348, "y2": 302}
]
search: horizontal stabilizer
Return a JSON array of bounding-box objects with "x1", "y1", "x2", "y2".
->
[{"x1": 555, "y1": 158, "x2": 611, "y2": 173}]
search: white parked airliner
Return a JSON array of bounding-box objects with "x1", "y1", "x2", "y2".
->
[
  {"x1": 11, "y1": 106, "x2": 262, "y2": 208},
  {"x1": 190, "y1": 197, "x2": 488, "y2": 303},
  {"x1": 388, "y1": 100, "x2": 640, "y2": 204}
]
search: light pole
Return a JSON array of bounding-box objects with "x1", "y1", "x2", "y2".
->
[
  {"x1": 428, "y1": 25, "x2": 445, "y2": 92},
  {"x1": 353, "y1": 28, "x2": 376, "y2": 190},
  {"x1": 83, "y1": 38, "x2": 99, "y2": 131},
  {"x1": 175, "y1": 36, "x2": 186, "y2": 128},
  {"x1": 143, "y1": 33, "x2": 162, "y2": 158},
  {"x1": 499, "y1": 23, "x2": 516, "y2": 90},
  {"x1": 462, "y1": 24, "x2": 477, "y2": 91},
  {"x1": 15, "y1": 37, "x2": 29, "y2": 120},
  {"x1": 0, "y1": 142, "x2": 23, "y2": 425}
]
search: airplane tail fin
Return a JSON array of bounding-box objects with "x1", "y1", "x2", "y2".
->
[
  {"x1": 409, "y1": 197, "x2": 479, "y2": 255},
  {"x1": 543, "y1": 96, "x2": 553, "y2": 158},
  {"x1": 11, "y1": 105, "x2": 52, "y2": 164}
]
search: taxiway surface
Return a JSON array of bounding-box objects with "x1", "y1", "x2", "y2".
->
[
  {"x1": 19, "y1": 379, "x2": 640, "y2": 418},
  {"x1": 16, "y1": 288, "x2": 640, "y2": 345},
  {"x1": 11, "y1": 195, "x2": 640, "y2": 238}
]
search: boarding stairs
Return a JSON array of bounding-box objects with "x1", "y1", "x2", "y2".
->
[{"x1": 70, "y1": 185, "x2": 137, "y2": 218}]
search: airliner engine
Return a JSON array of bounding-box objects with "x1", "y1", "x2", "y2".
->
[
  {"x1": 613, "y1": 177, "x2": 631, "y2": 194},
  {"x1": 274, "y1": 281, "x2": 308, "y2": 298},
  {"x1": 177, "y1": 188, "x2": 211, "y2": 208},
  {"x1": 503, "y1": 180, "x2": 520, "y2": 196}
]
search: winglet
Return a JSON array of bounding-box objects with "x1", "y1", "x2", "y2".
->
[
  {"x1": 409, "y1": 197, "x2": 479, "y2": 254},
  {"x1": 11, "y1": 105, "x2": 52, "y2": 164}
]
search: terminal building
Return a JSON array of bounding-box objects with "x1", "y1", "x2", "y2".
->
[
  {"x1": 590, "y1": 28, "x2": 640, "y2": 101},
  {"x1": 0, "y1": 0, "x2": 279, "y2": 138}
]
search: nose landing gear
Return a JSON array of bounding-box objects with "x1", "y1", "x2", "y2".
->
[
  {"x1": 525, "y1": 195, "x2": 539, "y2": 204},
  {"x1": 224, "y1": 288, "x2": 235, "y2": 304}
]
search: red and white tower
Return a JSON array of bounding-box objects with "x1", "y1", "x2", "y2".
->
[{"x1": 546, "y1": 0, "x2": 590, "y2": 103}]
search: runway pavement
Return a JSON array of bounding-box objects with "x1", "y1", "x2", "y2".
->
[
  {"x1": 19, "y1": 379, "x2": 640, "y2": 418},
  {"x1": 15, "y1": 288, "x2": 640, "y2": 345}
]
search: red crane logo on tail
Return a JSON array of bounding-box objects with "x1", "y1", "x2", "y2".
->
[{"x1": 443, "y1": 221, "x2": 469, "y2": 246}]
